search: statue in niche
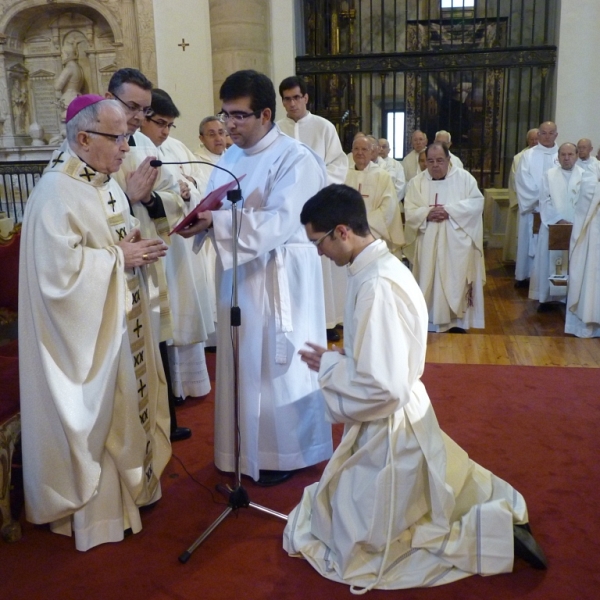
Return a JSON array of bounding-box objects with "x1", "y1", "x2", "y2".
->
[
  {"x1": 55, "y1": 42, "x2": 85, "y2": 117},
  {"x1": 52, "y1": 42, "x2": 85, "y2": 143},
  {"x1": 11, "y1": 78, "x2": 29, "y2": 134}
]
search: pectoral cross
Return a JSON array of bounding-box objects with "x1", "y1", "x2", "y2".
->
[{"x1": 178, "y1": 38, "x2": 190, "y2": 52}]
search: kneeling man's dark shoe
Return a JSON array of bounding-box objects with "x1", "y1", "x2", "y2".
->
[
  {"x1": 447, "y1": 327, "x2": 467, "y2": 334},
  {"x1": 256, "y1": 469, "x2": 294, "y2": 486},
  {"x1": 326, "y1": 328, "x2": 340, "y2": 342},
  {"x1": 537, "y1": 302, "x2": 554, "y2": 313},
  {"x1": 513, "y1": 524, "x2": 548, "y2": 569},
  {"x1": 170, "y1": 426, "x2": 192, "y2": 442}
]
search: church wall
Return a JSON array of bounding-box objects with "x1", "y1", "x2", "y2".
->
[
  {"x1": 152, "y1": 0, "x2": 214, "y2": 151},
  {"x1": 554, "y1": 0, "x2": 600, "y2": 148}
]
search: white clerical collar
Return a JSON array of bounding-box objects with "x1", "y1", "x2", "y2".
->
[
  {"x1": 534, "y1": 143, "x2": 557, "y2": 155},
  {"x1": 242, "y1": 123, "x2": 278, "y2": 156},
  {"x1": 348, "y1": 239, "x2": 387, "y2": 275},
  {"x1": 288, "y1": 111, "x2": 312, "y2": 125}
]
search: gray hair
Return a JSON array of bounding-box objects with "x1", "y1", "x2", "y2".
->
[
  {"x1": 435, "y1": 130, "x2": 452, "y2": 143},
  {"x1": 199, "y1": 115, "x2": 221, "y2": 136},
  {"x1": 66, "y1": 99, "x2": 124, "y2": 144}
]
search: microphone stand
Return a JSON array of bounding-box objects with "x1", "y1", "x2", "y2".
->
[{"x1": 160, "y1": 161, "x2": 287, "y2": 563}]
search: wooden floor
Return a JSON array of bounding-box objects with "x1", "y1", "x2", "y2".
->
[{"x1": 425, "y1": 248, "x2": 600, "y2": 367}]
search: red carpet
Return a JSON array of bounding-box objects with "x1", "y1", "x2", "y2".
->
[{"x1": 2, "y1": 357, "x2": 600, "y2": 600}]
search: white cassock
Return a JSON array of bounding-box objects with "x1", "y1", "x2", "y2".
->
[
  {"x1": 515, "y1": 143, "x2": 558, "y2": 282},
  {"x1": 379, "y1": 155, "x2": 407, "y2": 200},
  {"x1": 404, "y1": 166, "x2": 485, "y2": 332},
  {"x1": 192, "y1": 143, "x2": 226, "y2": 345},
  {"x1": 284, "y1": 240, "x2": 528, "y2": 590},
  {"x1": 158, "y1": 136, "x2": 214, "y2": 398},
  {"x1": 566, "y1": 183, "x2": 600, "y2": 337},
  {"x1": 193, "y1": 144, "x2": 225, "y2": 195},
  {"x1": 19, "y1": 146, "x2": 171, "y2": 551},
  {"x1": 576, "y1": 156, "x2": 600, "y2": 181},
  {"x1": 503, "y1": 147, "x2": 528, "y2": 263},
  {"x1": 345, "y1": 162, "x2": 405, "y2": 255},
  {"x1": 278, "y1": 112, "x2": 348, "y2": 328},
  {"x1": 193, "y1": 125, "x2": 333, "y2": 480},
  {"x1": 533, "y1": 165, "x2": 595, "y2": 303},
  {"x1": 402, "y1": 149, "x2": 420, "y2": 182},
  {"x1": 113, "y1": 132, "x2": 212, "y2": 400}
]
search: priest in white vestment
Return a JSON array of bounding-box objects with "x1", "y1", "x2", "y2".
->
[
  {"x1": 402, "y1": 129, "x2": 428, "y2": 182},
  {"x1": 19, "y1": 96, "x2": 171, "y2": 551},
  {"x1": 576, "y1": 138, "x2": 600, "y2": 181},
  {"x1": 193, "y1": 116, "x2": 229, "y2": 346},
  {"x1": 534, "y1": 143, "x2": 596, "y2": 308},
  {"x1": 378, "y1": 137, "x2": 406, "y2": 200},
  {"x1": 345, "y1": 136, "x2": 405, "y2": 256},
  {"x1": 285, "y1": 183, "x2": 546, "y2": 591},
  {"x1": 277, "y1": 76, "x2": 348, "y2": 340},
  {"x1": 404, "y1": 142, "x2": 485, "y2": 333},
  {"x1": 514, "y1": 121, "x2": 558, "y2": 288},
  {"x1": 504, "y1": 128, "x2": 538, "y2": 263},
  {"x1": 107, "y1": 69, "x2": 203, "y2": 441},
  {"x1": 566, "y1": 181, "x2": 600, "y2": 337},
  {"x1": 193, "y1": 116, "x2": 228, "y2": 194},
  {"x1": 139, "y1": 89, "x2": 213, "y2": 401},
  {"x1": 404, "y1": 142, "x2": 485, "y2": 332},
  {"x1": 179, "y1": 70, "x2": 332, "y2": 486}
]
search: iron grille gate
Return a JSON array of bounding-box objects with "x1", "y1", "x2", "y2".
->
[{"x1": 295, "y1": 0, "x2": 557, "y2": 188}]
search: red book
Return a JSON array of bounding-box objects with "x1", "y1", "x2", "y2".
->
[{"x1": 169, "y1": 174, "x2": 245, "y2": 235}]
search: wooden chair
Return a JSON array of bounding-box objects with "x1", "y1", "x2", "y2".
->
[{"x1": 0, "y1": 226, "x2": 22, "y2": 542}]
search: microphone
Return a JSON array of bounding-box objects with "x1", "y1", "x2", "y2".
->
[{"x1": 149, "y1": 159, "x2": 242, "y2": 201}]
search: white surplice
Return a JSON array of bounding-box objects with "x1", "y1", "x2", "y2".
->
[
  {"x1": 566, "y1": 182, "x2": 600, "y2": 337},
  {"x1": 19, "y1": 146, "x2": 171, "y2": 551},
  {"x1": 158, "y1": 136, "x2": 213, "y2": 398},
  {"x1": 192, "y1": 143, "x2": 226, "y2": 345},
  {"x1": 533, "y1": 165, "x2": 595, "y2": 303},
  {"x1": 345, "y1": 162, "x2": 405, "y2": 254},
  {"x1": 504, "y1": 148, "x2": 527, "y2": 263},
  {"x1": 284, "y1": 240, "x2": 528, "y2": 590},
  {"x1": 449, "y1": 151, "x2": 464, "y2": 170},
  {"x1": 193, "y1": 125, "x2": 333, "y2": 480},
  {"x1": 515, "y1": 143, "x2": 558, "y2": 282},
  {"x1": 380, "y1": 155, "x2": 407, "y2": 200},
  {"x1": 404, "y1": 166, "x2": 485, "y2": 332},
  {"x1": 278, "y1": 111, "x2": 349, "y2": 328},
  {"x1": 402, "y1": 149, "x2": 420, "y2": 182},
  {"x1": 577, "y1": 156, "x2": 600, "y2": 181}
]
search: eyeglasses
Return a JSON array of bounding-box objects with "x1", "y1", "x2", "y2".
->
[
  {"x1": 217, "y1": 110, "x2": 262, "y2": 124},
  {"x1": 85, "y1": 130, "x2": 131, "y2": 144},
  {"x1": 112, "y1": 92, "x2": 154, "y2": 116},
  {"x1": 282, "y1": 94, "x2": 305, "y2": 103},
  {"x1": 310, "y1": 228, "x2": 335, "y2": 247},
  {"x1": 147, "y1": 117, "x2": 176, "y2": 130}
]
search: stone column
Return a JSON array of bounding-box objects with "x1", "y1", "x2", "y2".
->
[
  {"x1": 208, "y1": 0, "x2": 272, "y2": 109},
  {"x1": 555, "y1": 0, "x2": 600, "y2": 145},
  {"x1": 120, "y1": 0, "x2": 141, "y2": 69}
]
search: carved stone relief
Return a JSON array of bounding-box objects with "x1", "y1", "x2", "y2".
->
[{"x1": 0, "y1": 0, "x2": 157, "y2": 154}]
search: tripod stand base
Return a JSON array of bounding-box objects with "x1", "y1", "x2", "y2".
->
[{"x1": 179, "y1": 483, "x2": 288, "y2": 563}]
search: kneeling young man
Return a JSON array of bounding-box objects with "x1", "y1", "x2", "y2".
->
[{"x1": 284, "y1": 183, "x2": 546, "y2": 591}]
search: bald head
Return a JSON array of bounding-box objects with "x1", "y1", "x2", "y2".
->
[
  {"x1": 537, "y1": 121, "x2": 557, "y2": 148},
  {"x1": 577, "y1": 138, "x2": 593, "y2": 161}
]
